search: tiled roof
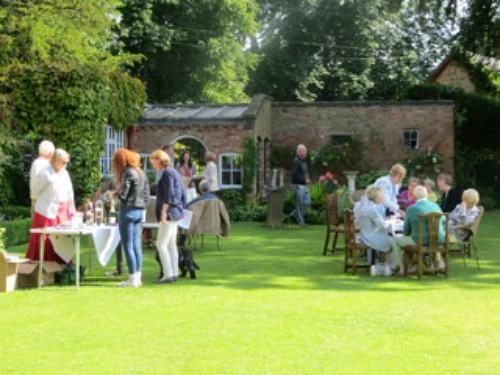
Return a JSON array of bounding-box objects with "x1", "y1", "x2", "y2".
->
[{"x1": 139, "y1": 104, "x2": 249, "y2": 125}]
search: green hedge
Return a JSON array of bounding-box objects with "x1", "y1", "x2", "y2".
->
[
  {"x1": 0, "y1": 205, "x2": 31, "y2": 220},
  {"x1": 0, "y1": 218, "x2": 31, "y2": 248}
]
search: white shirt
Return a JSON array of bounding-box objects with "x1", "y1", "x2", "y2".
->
[
  {"x1": 202, "y1": 161, "x2": 219, "y2": 192},
  {"x1": 33, "y1": 165, "x2": 75, "y2": 219},
  {"x1": 29, "y1": 157, "x2": 50, "y2": 200},
  {"x1": 374, "y1": 175, "x2": 400, "y2": 213}
]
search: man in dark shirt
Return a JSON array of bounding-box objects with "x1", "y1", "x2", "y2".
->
[
  {"x1": 290, "y1": 144, "x2": 311, "y2": 225},
  {"x1": 437, "y1": 173, "x2": 462, "y2": 213}
]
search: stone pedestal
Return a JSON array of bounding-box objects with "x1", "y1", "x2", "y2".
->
[{"x1": 343, "y1": 170, "x2": 359, "y2": 193}]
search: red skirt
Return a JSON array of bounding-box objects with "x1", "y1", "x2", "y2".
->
[{"x1": 26, "y1": 203, "x2": 70, "y2": 263}]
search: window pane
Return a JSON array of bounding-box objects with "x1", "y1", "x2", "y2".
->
[
  {"x1": 221, "y1": 156, "x2": 231, "y2": 169},
  {"x1": 233, "y1": 171, "x2": 242, "y2": 185},
  {"x1": 221, "y1": 171, "x2": 232, "y2": 185}
]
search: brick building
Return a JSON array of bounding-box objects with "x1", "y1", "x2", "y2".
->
[
  {"x1": 130, "y1": 95, "x2": 454, "y2": 196},
  {"x1": 429, "y1": 54, "x2": 500, "y2": 93}
]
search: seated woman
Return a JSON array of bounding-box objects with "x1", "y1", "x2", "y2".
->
[
  {"x1": 353, "y1": 185, "x2": 395, "y2": 270},
  {"x1": 423, "y1": 178, "x2": 438, "y2": 203},
  {"x1": 398, "y1": 177, "x2": 420, "y2": 210},
  {"x1": 449, "y1": 188, "x2": 480, "y2": 241}
]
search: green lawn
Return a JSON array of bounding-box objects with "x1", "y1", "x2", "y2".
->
[{"x1": 1, "y1": 212, "x2": 500, "y2": 374}]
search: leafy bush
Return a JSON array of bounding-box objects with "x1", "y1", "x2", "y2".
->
[
  {"x1": 0, "y1": 206, "x2": 31, "y2": 220},
  {"x1": 356, "y1": 169, "x2": 387, "y2": 189},
  {"x1": 404, "y1": 148, "x2": 444, "y2": 178},
  {"x1": 218, "y1": 189, "x2": 244, "y2": 210},
  {"x1": 309, "y1": 135, "x2": 365, "y2": 179},
  {"x1": 229, "y1": 204, "x2": 267, "y2": 222},
  {"x1": 0, "y1": 63, "x2": 145, "y2": 206},
  {"x1": 0, "y1": 218, "x2": 31, "y2": 247}
]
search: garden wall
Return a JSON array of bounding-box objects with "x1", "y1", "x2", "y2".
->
[{"x1": 270, "y1": 100, "x2": 455, "y2": 174}]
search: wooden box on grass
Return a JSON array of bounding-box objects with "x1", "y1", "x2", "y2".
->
[
  {"x1": 18, "y1": 261, "x2": 62, "y2": 287},
  {"x1": 0, "y1": 251, "x2": 29, "y2": 293}
]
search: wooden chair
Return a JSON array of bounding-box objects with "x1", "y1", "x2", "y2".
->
[
  {"x1": 448, "y1": 206, "x2": 483, "y2": 270},
  {"x1": 323, "y1": 193, "x2": 345, "y2": 255},
  {"x1": 343, "y1": 209, "x2": 371, "y2": 274},
  {"x1": 402, "y1": 212, "x2": 449, "y2": 279}
]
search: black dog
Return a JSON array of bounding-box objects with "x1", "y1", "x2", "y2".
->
[
  {"x1": 178, "y1": 245, "x2": 200, "y2": 279},
  {"x1": 155, "y1": 245, "x2": 200, "y2": 279}
]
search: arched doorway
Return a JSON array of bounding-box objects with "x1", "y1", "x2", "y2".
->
[{"x1": 172, "y1": 136, "x2": 207, "y2": 172}]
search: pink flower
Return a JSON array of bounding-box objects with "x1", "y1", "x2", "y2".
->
[{"x1": 319, "y1": 176, "x2": 326, "y2": 183}]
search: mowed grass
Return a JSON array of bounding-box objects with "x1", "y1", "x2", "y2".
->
[{"x1": 1, "y1": 212, "x2": 500, "y2": 375}]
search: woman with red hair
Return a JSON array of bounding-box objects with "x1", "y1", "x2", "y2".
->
[{"x1": 112, "y1": 148, "x2": 149, "y2": 287}]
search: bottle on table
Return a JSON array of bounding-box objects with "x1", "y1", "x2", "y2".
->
[
  {"x1": 95, "y1": 199, "x2": 104, "y2": 226},
  {"x1": 85, "y1": 203, "x2": 94, "y2": 226},
  {"x1": 108, "y1": 199, "x2": 117, "y2": 225}
]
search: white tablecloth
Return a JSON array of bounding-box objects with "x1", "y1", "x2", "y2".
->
[
  {"x1": 386, "y1": 218, "x2": 404, "y2": 235},
  {"x1": 47, "y1": 226, "x2": 120, "y2": 266}
]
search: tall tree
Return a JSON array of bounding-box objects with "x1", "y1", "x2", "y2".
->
[
  {"x1": 0, "y1": 0, "x2": 146, "y2": 203},
  {"x1": 247, "y1": 0, "x2": 455, "y2": 101},
  {"x1": 118, "y1": 0, "x2": 260, "y2": 103}
]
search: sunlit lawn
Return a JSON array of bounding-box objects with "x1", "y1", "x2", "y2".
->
[{"x1": 1, "y1": 212, "x2": 500, "y2": 374}]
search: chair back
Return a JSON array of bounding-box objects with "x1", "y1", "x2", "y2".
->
[
  {"x1": 469, "y1": 206, "x2": 484, "y2": 237},
  {"x1": 350, "y1": 189, "x2": 365, "y2": 204},
  {"x1": 417, "y1": 212, "x2": 449, "y2": 251},
  {"x1": 343, "y1": 209, "x2": 356, "y2": 248},
  {"x1": 145, "y1": 196, "x2": 157, "y2": 223},
  {"x1": 325, "y1": 193, "x2": 340, "y2": 226}
]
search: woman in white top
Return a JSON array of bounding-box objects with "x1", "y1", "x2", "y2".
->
[
  {"x1": 201, "y1": 151, "x2": 219, "y2": 193},
  {"x1": 374, "y1": 163, "x2": 406, "y2": 218},
  {"x1": 26, "y1": 149, "x2": 75, "y2": 263}
]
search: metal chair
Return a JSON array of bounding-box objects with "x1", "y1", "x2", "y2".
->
[
  {"x1": 448, "y1": 206, "x2": 483, "y2": 270},
  {"x1": 402, "y1": 212, "x2": 449, "y2": 279}
]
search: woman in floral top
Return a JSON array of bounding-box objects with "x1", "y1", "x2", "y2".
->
[{"x1": 449, "y1": 189, "x2": 480, "y2": 241}]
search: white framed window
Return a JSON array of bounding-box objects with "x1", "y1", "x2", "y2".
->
[
  {"x1": 100, "y1": 125, "x2": 125, "y2": 176},
  {"x1": 403, "y1": 130, "x2": 419, "y2": 149},
  {"x1": 219, "y1": 153, "x2": 242, "y2": 189}
]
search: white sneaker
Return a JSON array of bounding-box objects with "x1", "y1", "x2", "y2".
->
[
  {"x1": 118, "y1": 274, "x2": 140, "y2": 288},
  {"x1": 118, "y1": 279, "x2": 136, "y2": 287},
  {"x1": 135, "y1": 272, "x2": 142, "y2": 287}
]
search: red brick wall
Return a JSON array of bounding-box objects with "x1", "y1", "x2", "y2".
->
[
  {"x1": 271, "y1": 101, "x2": 455, "y2": 173},
  {"x1": 133, "y1": 122, "x2": 253, "y2": 155}
]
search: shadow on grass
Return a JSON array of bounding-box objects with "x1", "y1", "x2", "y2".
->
[
  {"x1": 10, "y1": 220, "x2": 500, "y2": 292},
  {"x1": 168, "y1": 222, "x2": 500, "y2": 293}
]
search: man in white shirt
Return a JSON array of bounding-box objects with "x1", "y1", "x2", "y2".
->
[{"x1": 29, "y1": 140, "x2": 55, "y2": 207}]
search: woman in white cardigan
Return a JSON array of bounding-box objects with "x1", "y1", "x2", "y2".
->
[
  {"x1": 26, "y1": 149, "x2": 75, "y2": 263},
  {"x1": 201, "y1": 151, "x2": 219, "y2": 193}
]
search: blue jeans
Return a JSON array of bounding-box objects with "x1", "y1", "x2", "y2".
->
[
  {"x1": 292, "y1": 185, "x2": 310, "y2": 225},
  {"x1": 118, "y1": 208, "x2": 144, "y2": 274}
]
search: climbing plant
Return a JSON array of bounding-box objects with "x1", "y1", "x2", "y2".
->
[
  {"x1": 241, "y1": 137, "x2": 257, "y2": 195},
  {"x1": 0, "y1": 63, "x2": 145, "y2": 204}
]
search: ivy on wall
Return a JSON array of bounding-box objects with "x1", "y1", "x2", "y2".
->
[
  {"x1": 0, "y1": 62, "x2": 145, "y2": 204},
  {"x1": 405, "y1": 82, "x2": 500, "y2": 206},
  {"x1": 241, "y1": 137, "x2": 257, "y2": 194}
]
